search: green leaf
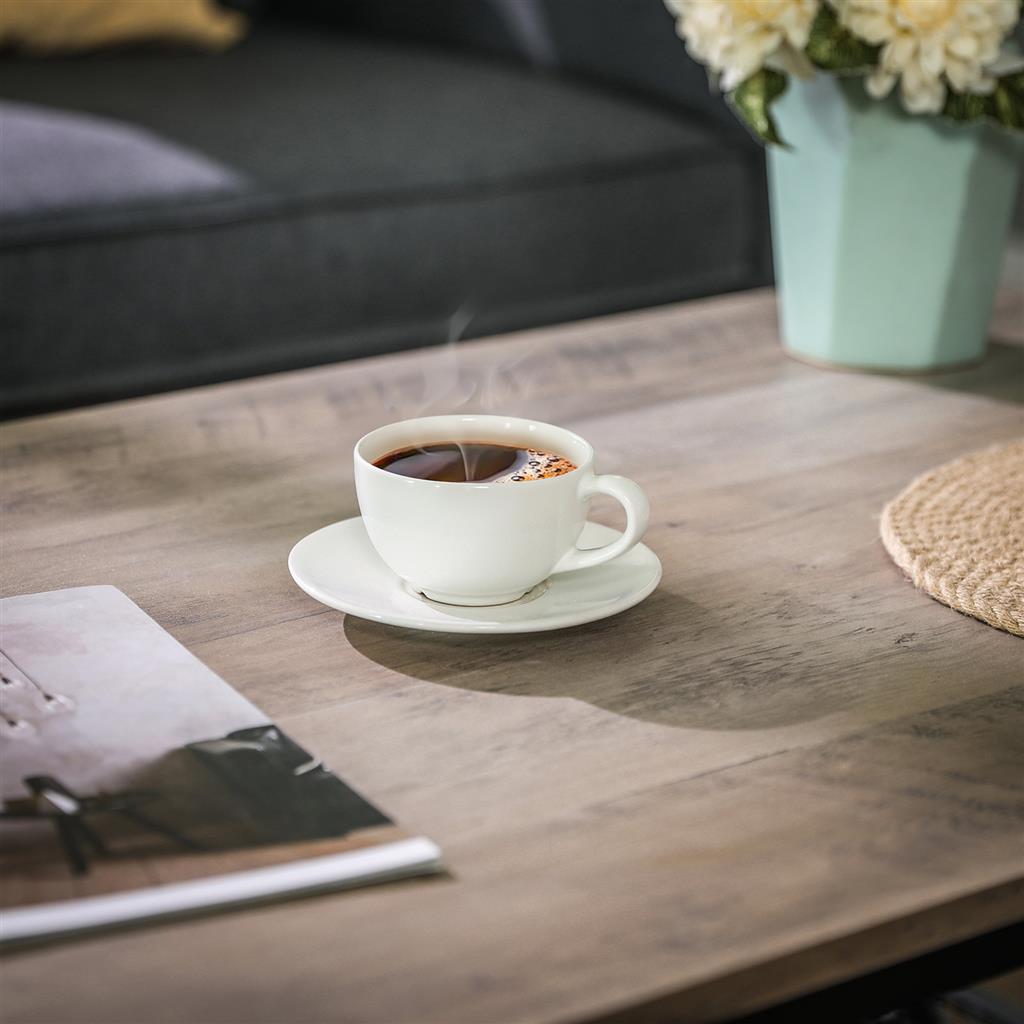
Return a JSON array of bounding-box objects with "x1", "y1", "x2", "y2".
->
[
  {"x1": 992, "y1": 81, "x2": 1021, "y2": 129},
  {"x1": 805, "y1": 4, "x2": 880, "y2": 72},
  {"x1": 942, "y1": 90, "x2": 991, "y2": 123},
  {"x1": 943, "y1": 71, "x2": 1024, "y2": 132},
  {"x1": 728, "y1": 69, "x2": 789, "y2": 146}
]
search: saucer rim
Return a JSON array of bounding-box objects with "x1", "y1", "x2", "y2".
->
[{"x1": 287, "y1": 517, "x2": 661, "y2": 634}]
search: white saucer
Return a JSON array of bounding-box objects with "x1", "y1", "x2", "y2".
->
[{"x1": 288, "y1": 517, "x2": 661, "y2": 634}]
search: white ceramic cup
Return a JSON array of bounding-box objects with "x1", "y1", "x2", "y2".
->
[{"x1": 354, "y1": 414, "x2": 650, "y2": 606}]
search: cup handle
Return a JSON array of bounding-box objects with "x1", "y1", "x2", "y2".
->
[{"x1": 552, "y1": 474, "x2": 650, "y2": 575}]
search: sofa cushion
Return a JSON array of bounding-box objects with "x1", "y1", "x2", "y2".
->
[
  {"x1": 0, "y1": 23, "x2": 767, "y2": 414},
  {"x1": 2, "y1": 24, "x2": 749, "y2": 215}
]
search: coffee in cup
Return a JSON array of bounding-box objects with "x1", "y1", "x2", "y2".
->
[{"x1": 374, "y1": 442, "x2": 577, "y2": 483}]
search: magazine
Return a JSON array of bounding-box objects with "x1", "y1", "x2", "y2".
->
[{"x1": 0, "y1": 586, "x2": 441, "y2": 947}]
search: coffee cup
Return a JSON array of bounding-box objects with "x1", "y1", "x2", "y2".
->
[{"x1": 354, "y1": 414, "x2": 650, "y2": 606}]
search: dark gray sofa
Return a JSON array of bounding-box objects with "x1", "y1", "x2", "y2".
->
[{"x1": 0, "y1": 0, "x2": 770, "y2": 417}]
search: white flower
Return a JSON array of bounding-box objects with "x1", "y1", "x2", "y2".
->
[
  {"x1": 836, "y1": 0, "x2": 1021, "y2": 114},
  {"x1": 665, "y1": 0, "x2": 820, "y2": 91}
]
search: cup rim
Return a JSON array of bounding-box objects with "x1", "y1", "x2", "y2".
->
[{"x1": 354, "y1": 414, "x2": 594, "y2": 488}]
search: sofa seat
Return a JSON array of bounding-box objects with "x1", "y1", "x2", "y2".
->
[{"x1": 0, "y1": 23, "x2": 766, "y2": 415}]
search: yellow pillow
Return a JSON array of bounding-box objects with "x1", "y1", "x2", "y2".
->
[{"x1": 0, "y1": 0, "x2": 247, "y2": 54}]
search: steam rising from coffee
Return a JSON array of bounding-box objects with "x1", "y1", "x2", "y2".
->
[{"x1": 381, "y1": 303, "x2": 551, "y2": 482}]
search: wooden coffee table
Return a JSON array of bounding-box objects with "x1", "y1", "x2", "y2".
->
[{"x1": 2, "y1": 289, "x2": 1022, "y2": 1024}]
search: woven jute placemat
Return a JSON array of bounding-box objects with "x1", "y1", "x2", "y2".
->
[{"x1": 880, "y1": 440, "x2": 1024, "y2": 637}]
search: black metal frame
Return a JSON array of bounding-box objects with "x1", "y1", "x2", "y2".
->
[{"x1": 730, "y1": 922, "x2": 1024, "y2": 1024}]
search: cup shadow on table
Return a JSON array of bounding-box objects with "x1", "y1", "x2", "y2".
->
[{"x1": 343, "y1": 588, "x2": 846, "y2": 733}]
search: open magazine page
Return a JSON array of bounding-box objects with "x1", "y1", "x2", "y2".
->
[{"x1": 0, "y1": 586, "x2": 441, "y2": 946}]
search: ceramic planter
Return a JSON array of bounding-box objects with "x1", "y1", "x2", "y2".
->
[{"x1": 768, "y1": 76, "x2": 1023, "y2": 372}]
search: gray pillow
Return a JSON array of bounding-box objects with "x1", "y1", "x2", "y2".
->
[{"x1": 0, "y1": 101, "x2": 244, "y2": 219}]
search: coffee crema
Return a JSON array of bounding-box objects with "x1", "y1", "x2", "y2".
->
[{"x1": 373, "y1": 442, "x2": 577, "y2": 483}]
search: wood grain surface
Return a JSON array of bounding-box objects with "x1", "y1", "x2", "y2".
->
[{"x1": 1, "y1": 289, "x2": 1022, "y2": 1024}]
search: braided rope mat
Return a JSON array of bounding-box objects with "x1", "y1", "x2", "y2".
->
[{"x1": 880, "y1": 440, "x2": 1024, "y2": 637}]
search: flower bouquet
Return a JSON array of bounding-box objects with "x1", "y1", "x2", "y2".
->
[{"x1": 666, "y1": 0, "x2": 1024, "y2": 371}]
